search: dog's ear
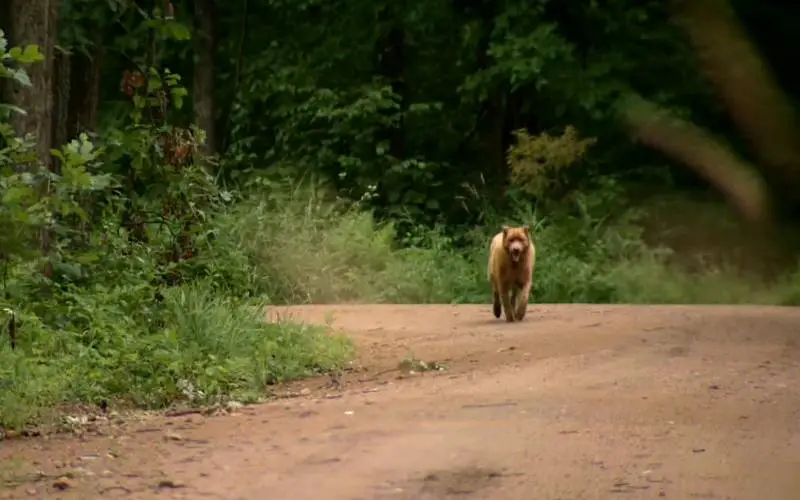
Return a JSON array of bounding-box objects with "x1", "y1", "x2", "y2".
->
[
  {"x1": 502, "y1": 226, "x2": 510, "y2": 238},
  {"x1": 521, "y1": 225, "x2": 530, "y2": 235}
]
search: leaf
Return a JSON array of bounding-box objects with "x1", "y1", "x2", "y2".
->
[
  {"x1": 20, "y1": 44, "x2": 44, "y2": 63},
  {"x1": 91, "y1": 174, "x2": 114, "y2": 190},
  {"x1": 170, "y1": 87, "x2": 188, "y2": 110},
  {"x1": 78, "y1": 138, "x2": 95, "y2": 158},
  {"x1": 2, "y1": 185, "x2": 34, "y2": 205},
  {"x1": 148, "y1": 76, "x2": 163, "y2": 91},
  {"x1": 10, "y1": 69, "x2": 32, "y2": 87},
  {"x1": 0, "y1": 103, "x2": 27, "y2": 116},
  {"x1": 168, "y1": 22, "x2": 192, "y2": 41},
  {"x1": 50, "y1": 149, "x2": 66, "y2": 162},
  {"x1": 9, "y1": 45, "x2": 44, "y2": 64}
]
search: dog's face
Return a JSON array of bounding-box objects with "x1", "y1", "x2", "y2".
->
[{"x1": 502, "y1": 225, "x2": 530, "y2": 264}]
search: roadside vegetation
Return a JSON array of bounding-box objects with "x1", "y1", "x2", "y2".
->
[{"x1": 1, "y1": 0, "x2": 799, "y2": 431}]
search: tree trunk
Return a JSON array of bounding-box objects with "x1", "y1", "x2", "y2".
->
[
  {"x1": 474, "y1": 2, "x2": 506, "y2": 192},
  {"x1": 67, "y1": 50, "x2": 101, "y2": 138},
  {"x1": 51, "y1": 49, "x2": 70, "y2": 171},
  {"x1": 193, "y1": 0, "x2": 217, "y2": 156},
  {"x1": 9, "y1": 0, "x2": 60, "y2": 279},
  {"x1": 65, "y1": 48, "x2": 101, "y2": 245},
  {"x1": 0, "y1": 2, "x2": 10, "y2": 104},
  {"x1": 8, "y1": 0, "x2": 60, "y2": 168},
  {"x1": 0, "y1": 3, "x2": 9, "y2": 43},
  {"x1": 376, "y1": 6, "x2": 406, "y2": 161}
]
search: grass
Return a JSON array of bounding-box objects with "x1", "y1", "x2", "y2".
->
[
  {"x1": 0, "y1": 280, "x2": 354, "y2": 431},
  {"x1": 208, "y1": 180, "x2": 800, "y2": 307},
  {"x1": 207, "y1": 179, "x2": 486, "y2": 304}
]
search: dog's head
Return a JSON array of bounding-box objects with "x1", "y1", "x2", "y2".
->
[{"x1": 502, "y1": 225, "x2": 531, "y2": 264}]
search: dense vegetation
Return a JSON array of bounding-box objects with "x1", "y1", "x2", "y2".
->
[{"x1": 1, "y1": 0, "x2": 800, "y2": 430}]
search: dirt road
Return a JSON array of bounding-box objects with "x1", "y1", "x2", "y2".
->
[{"x1": 2, "y1": 304, "x2": 800, "y2": 500}]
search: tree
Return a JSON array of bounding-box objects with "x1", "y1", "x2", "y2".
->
[
  {"x1": 193, "y1": 0, "x2": 217, "y2": 156},
  {"x1": 7, "y1": 0, "x2": 60, "y2": 166}
]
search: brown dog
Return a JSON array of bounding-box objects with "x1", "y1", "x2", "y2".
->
[{"x1": 488, "y1": 225, "x2": 536, "y2": 322}]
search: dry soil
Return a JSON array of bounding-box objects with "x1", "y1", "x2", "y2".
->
[{"x1": 2, "y1": 304, "x2": 799, "y2": 500}]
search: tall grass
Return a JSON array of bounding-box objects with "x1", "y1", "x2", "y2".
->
[
  {"x1": 207, "y1": 180, "x2": 486, "y2": 304},
  {"x1": 207, "y1": 179, "x2": 800, "y2": 307}
]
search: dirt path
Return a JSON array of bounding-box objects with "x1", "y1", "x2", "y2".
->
[{"x1": 2, "y1": 304, "x2": 800, "y2": 500}]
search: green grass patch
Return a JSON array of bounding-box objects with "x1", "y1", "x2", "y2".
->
[{"x1": 0, "y1": 281, "x2": 353, "y2": 431}]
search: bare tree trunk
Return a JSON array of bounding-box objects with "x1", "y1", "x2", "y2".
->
[
  {"x1": 193, "y1": 0, "x2": 217, "y2": 156},
  {"x1": 376, "y1": 10, "x2": 405, "y2": 161},
  {"x1": 474, "y1": 2, "x2": 506, "y2": 193},
  {"x1": 64, "y1": 47, "x2": 101, "y2": 245},
  {"x1": 0, "y1": 2, "x2": 10, "y2": 105},
  {"x1": 8, "y1": 0, "x2": 60, "y2": 168},
  {"x1": 51, "y1": 49, "x2": 70, "y2": 171},
  {"x1": 67, "y1": 50, "x2": 101, "y2": 137}
]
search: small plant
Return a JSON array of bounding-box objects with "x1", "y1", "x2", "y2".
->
[{"x1": 398, "y1": 354, "x2": 447, "y2": 374}]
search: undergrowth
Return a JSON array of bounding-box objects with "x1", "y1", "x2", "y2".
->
[
  {"x1": 208, "y1": 177, "x2": 800, "y2": 307},
  {"x1": 0, "y1": 278, "x2": 353, "y2": 430},
  {"x1": 0, "y1": 38, "x2": 354, "y2": 432}
]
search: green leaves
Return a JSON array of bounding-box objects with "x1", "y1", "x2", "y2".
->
[
  {"x1": 0, "y1": 103, "x2": 27, "y2": 117},
  {"x1": 8, "y1": 44, "x2": 45, "y2": 65},
  {"x1": 170, "y1": 86, "x2": 188, "y2": 110},
  {"x1": 166, "y1": 21, "x2": 192, "y2": 41},
  {"x1": 2, "y1": 184, "x2": 36, "y2": 206},
  {"x1": 0, "y1": 31, "x2": 45, "y2": 88},
  {"x1": 146, "y1": 18, "x2": 192, "y2": 42}
]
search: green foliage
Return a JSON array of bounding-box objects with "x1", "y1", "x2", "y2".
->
[
  {"x1": 0, "y1": 32, "x2": 45, "y2": 95},
  {"x1": 0, "y1": 280, "x2": 354, "y2": 429},
  {"x1": 206, "y1": 178, "x2": 484, "y2": 304},
  {"x1": 195, "y1": 174, "x2": 800, "y2": 309},
  {"x1": 508, "y1": 125, "x2": 598, "y2": 202},
  {"x1": 3, "y1": 0, "x2": 800, "y2": 433},
  {"x1": 0, "y1": 30, "x2": 353, "y2": 431}
]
